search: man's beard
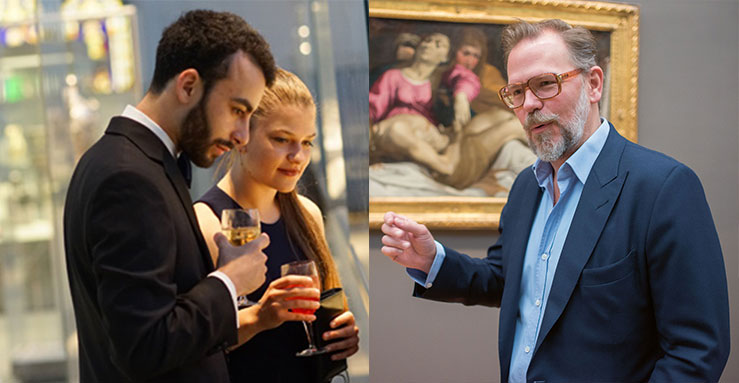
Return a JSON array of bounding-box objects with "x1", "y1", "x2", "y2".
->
[
  {"x1": 524, "y1": 85, "x2": 590, "y2": 163},
  {"x1": 179, "y1": 95, "x2": 233, "y2": 168}
]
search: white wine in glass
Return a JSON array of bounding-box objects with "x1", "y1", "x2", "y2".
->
[
  {"x1": 226, "y1": 226, "x2": 260, "y2": 246},
  {"x1": 221, "y1": 208, "x2": 260, "y2": 246},
  {"x1": 221, "y1": 208, "x2": 260, "y2": 308}
]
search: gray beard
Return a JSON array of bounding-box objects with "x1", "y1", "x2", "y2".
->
[{"x1": 525, "y1": 87, "x2": 590, "y2": 163}]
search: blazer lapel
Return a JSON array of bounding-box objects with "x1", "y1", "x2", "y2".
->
[
  {"x1": 106, "y1": 117, "x2": 214, "y2": 272},
  {"x1": 533, "y1": 126, "x2": 628, "y2": 354},
  {"x1": 499, "y1": 171, "x2": 543, "y2": 381}
]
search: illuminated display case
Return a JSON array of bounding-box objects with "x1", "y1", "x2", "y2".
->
[{"x1": 0, "y1": 0, "x2": 141, "y2": 380}]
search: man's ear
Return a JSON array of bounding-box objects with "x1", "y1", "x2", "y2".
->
[
  {"x1": 175, "y1": 68, "x2": 203, "y2": 105},
  {"x1": 587, "y1": 65, "x2": 604, "y2": 104}
]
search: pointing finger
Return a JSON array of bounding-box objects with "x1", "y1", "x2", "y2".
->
[
  {"x1": 383, "y1": 211, "x2": 397, "y2": 225},
  {"x1": 392, "y1": 215, "x2": 429, "y2": 237}
]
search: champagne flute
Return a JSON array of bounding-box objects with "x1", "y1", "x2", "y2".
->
[
  {"x1": 222, "y1": 208, "x2": 260, "y2": 307},
  {"x1": 280, "y1": 260, "x2": 327, "y2": 357}
]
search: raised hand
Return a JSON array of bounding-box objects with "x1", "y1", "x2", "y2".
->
[{"x1": 380, "y1": 211, "x2": 437, "y2": 273}]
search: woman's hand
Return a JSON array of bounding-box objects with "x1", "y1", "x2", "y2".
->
[
  {"x1": 254, "y1": 275, "x2": 320, "y2": 330},
  {"x1": 235, "y1": 275, "x2": 320, "y2": 346},
  {"x1": 321, "y1": 310, "x2": 360, "y2": 360}
]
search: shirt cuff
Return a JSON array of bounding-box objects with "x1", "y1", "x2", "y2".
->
[
  {"x1": 406, "y1": 241, "x2": 446, "y2": 289},
  {"x1": 208, "y1": 270, "x2": 239, "y2": 328}
]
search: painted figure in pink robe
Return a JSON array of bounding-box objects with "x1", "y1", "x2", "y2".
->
[{"x1": 369, "y1": 32, "x2": 460, "y2": 176}]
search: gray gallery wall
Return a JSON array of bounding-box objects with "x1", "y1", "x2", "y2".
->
[{"x1": 369, "y1": 0, "x2": 739, "y2": 381}]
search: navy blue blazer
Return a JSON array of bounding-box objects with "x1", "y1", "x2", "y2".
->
[{"x1": 415, "y1": 126, "x2": 730, "y2": 382}]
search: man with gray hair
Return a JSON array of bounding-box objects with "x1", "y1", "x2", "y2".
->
[{"x1": 381, "y1": 19, "x2": 729, "y2": 382}]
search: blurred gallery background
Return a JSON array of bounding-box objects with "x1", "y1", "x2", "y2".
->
[{"x1": 0, "y1": 0, "x2": 369, "y2": 381}]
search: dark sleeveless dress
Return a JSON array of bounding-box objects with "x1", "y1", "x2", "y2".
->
[{"x1": 196, "y1": 186, "x2": 317, "y2": 383}]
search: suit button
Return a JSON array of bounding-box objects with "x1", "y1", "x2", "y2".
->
[
  {"x1": 541, "y1": 253, "x2": 548, "y2": 261},
  {"x1": 524, "y1": 346, "x2": 531, "y2": 353}
]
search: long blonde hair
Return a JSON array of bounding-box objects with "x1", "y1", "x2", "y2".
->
[{"x1": 225, "y1": 68, "x2": 343, "y2": 293}]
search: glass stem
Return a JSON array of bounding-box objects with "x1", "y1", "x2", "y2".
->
[{"x1": 302, "y1": 321, "x2": 317, "y2": 349}]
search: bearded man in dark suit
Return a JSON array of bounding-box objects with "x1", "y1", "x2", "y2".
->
[{"x1": 63, "y1": 10, "x2": 289, "y2": 382}]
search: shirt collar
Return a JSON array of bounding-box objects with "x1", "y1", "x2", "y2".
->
[
  {"x1": 531, "y1": 118, "x2": 610, "y2": 187},
  {"x1": 121, "y1": 105, "x2": 178, "y2": 158}
]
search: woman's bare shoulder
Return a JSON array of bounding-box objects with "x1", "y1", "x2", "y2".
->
[{"x1": 297, "y1": 194, "x2": 324, "y2": 223}]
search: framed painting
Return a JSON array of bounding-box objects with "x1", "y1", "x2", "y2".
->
[{"x1": 368, "y1": 0, "x2": 639, "y2": 229}]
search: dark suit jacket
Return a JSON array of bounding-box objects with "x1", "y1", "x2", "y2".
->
[
  {"x1": 415, "y1": 126, "x2": 730, "y2": 382},
  {"x1": 64, "y1": 117, "x2": 237, "y2": 382}
]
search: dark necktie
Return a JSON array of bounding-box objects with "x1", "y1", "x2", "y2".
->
[{"x1": 177, "y1": 152, "x2": 192, "y2": 188}]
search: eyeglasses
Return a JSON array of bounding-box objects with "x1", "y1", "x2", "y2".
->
[{"x1": 498, "y1": 69, "x2": 583, "y2": 109}]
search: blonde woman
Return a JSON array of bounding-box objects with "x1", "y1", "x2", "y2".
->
[{"x1": 194, "y1": 68, "x2": 359, "y2": 382}]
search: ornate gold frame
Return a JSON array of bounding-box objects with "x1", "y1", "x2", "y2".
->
[{"x1": 368, "y1": 0, "x2": 640, "y2": 230}]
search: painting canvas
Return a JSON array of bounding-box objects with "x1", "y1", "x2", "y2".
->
[{"x1": 368, "y1": 0, "x2": 639, "y2": 229}]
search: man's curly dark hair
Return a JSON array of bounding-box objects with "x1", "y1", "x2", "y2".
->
[{"x1": 149, "y1": 10, "x2": 276, "y2": 95}]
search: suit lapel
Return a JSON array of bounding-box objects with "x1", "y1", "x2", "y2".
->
[
  {"x1": 106, "y1": 117, "x2": 214, "y2": 272},
  {"x1": 533, "y1": 126, "x2": 628, "y2": 354},
  {"x1": 162, "y1": 153, "x2": 214, "y2": 271},
  {"x1": 499, "y1": 171, "x2": 542, "y2": 381}
]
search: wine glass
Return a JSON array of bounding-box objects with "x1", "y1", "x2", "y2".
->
[
  {"x1": 222, "y1": 208, "x2": 260, "y2": 307},
  {"x1": 280, "y1": 260, "x2": 327, "y2": 357},
  {"x1": 221, "y1": 208, "x2": 260, "y2": 246}
]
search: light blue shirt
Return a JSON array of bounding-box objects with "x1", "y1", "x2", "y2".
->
[{"x1": 408, "y1": 119, "x2": 610, "y2": 382}]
